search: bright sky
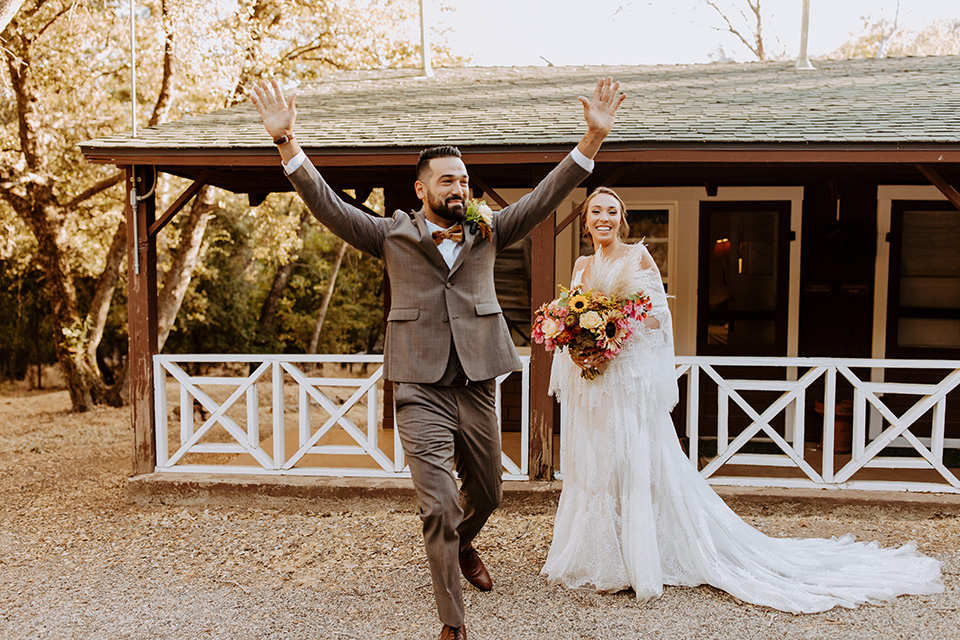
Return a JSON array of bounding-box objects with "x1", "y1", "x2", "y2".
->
[{"x1": 434, "y1": 0, "x2": 959, "y2": 66}]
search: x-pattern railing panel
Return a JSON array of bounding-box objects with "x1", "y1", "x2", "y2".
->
[
  {"x1": 833, "y1": 366, "x2": 960, "y2": 489},
  {"x1": 696, "y1": 363, "x2": 826, "y2": 484},
  {"x1": 155, "y1": 359, "x2": 273, "y2": 469},
  {"x1": 277, "y1": 361, "x2": 393, "y2": 473},
  {"x1": 154, "y1": 354, "x2": 530, "y2": 479},
  {"x1": 673, "y1": 357, "x2": 960, "y2": 493}
]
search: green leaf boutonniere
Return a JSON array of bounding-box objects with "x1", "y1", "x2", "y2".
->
[{"x1": 464, "y1": 199, "x2": 494, "y2": 243}]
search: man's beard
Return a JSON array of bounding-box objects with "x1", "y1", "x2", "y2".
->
[{"x1": 428, "y1": 192, "x2": 465, "y2": 223}]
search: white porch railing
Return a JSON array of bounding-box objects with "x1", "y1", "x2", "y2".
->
[
  {"x1": 154, "y1": 354, "x2": 960, "y2": 493},
  {"x1": 153, "y1": 354, "x2": 530, "y2": 480},
  {"x1": 671, "y1": 356, "x2": 960, "y2": 494}
]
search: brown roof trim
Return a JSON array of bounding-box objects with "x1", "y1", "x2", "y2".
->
[{"x1": 82, "y1": 143, "x2": 960, "y2": 168}]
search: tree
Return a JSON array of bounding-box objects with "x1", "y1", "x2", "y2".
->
[
  {"x1": 705, "y1": 0, "x2": 767, "y2": 61},
  {"x1": 1, "y1": 0, "x2": 151, "y2": 409},
  {"x1": 832, "y1": 16, "x2": 960, "y2": 59},
  {"x1": 1, "y1": 0, "x2": 463, "y2": 410},
  {"x1": 700, "y1": 0, "x2": 800, "y2": 62}
]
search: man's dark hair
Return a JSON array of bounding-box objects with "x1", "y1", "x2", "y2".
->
[{"x1": 417, "y1": 145, "x2": 462, "y2": 181}]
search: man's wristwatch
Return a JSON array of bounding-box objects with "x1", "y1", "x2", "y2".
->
[{"x1": 273, "y1": 133, "x2": 295, "y2": 146}]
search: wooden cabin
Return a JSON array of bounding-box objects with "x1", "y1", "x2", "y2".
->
[{"x1": 81, "y1": 56, "x2": 960, "y2": 488}]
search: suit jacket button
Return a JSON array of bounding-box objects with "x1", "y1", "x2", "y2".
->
[
  {"x1": 445, "y1": 281, "x2": 452, "y2": 289},
  {"x1": 441, "y1": 315, "x2": 449, "y2": 323}
]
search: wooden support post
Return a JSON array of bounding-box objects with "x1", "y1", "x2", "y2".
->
[
  {"x1": 529, "y1": 210, "x2": 556, "y2": 480},
  {"x1": 126, "y1": 166, "x2": 158, "y2": 475}
]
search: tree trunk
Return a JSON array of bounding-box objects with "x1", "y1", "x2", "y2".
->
[
  {"x1": 156, "y1": 186, "x2": 216, "y2": 351},
  {"x1": 307, "y1": 242, "x2": 348, "y2": 354},
  {"x1": 148, "y1": 0, "x2": 176, "y2": 127},
  {"x1": 26, "y1": 203, "x2": 106, "y2": 411},
  {"x1": 84, "y1": 220, "x2": 126, "y2": 364},
  {"x1": 257, "y1": 207, "x2": 312, "y2": 342}
]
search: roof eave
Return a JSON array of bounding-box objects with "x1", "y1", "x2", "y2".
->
[{"x1": 80, "y1": 141, "x2": 960, "y2": 168}]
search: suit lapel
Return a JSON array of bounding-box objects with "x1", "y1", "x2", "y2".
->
[{"x1": 414, "y1": 210, "x2": 451, "y2": 273}]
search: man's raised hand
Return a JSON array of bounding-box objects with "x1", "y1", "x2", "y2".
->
[
  {"x1": 575, "y1": 77, "x2": 625, "y2": 160},
  {"x1": 250, "y1": 79, "x2": 297, "y2": 141},
  {"x1": 579, "y1": 77, "x2": 625, "y2": 138}
]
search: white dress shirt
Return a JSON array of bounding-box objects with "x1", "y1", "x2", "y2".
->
[{"x1": 425, "y1": 218, "x2": 462, "y2": 268}]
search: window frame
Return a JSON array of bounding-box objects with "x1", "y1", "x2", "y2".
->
[
  {"x1": 697, "y1": 200, "x2": 793, "y2": 356},
  {"x1": 886, "y1": 200, "x2": 960, "y2": 359}
]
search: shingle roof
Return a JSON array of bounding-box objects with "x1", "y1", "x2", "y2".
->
[{"x1": 81, "y1": 55, "x2": 960, "y2": 154}]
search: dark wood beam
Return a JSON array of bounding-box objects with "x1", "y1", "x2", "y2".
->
[
  {"x1": 555, "y1": 207, "x2": 581, "y2": 236},
  {"x1": 592, "y1": 165, "x2": 629, "y2": 189},
  {"x1": 336, "y1": 187, "x2": 383, "y2": 217},
  {"x1": 147, "y1": 170, "x2": 211, "y2": 237},
  {"x1": 916, "y1": 164, "x2": 960, "y2": 211},
  {"x1": 529, "y1": 206, "x2": 556, "y2": 481},
  {"x1": 467, "y1": 172, "x2": 510, "y2": 209},
  {"x1": 127, "y1": 166, "x2": 158, "y2": 476}
]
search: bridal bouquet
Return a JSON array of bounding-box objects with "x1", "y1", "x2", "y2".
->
[{"x1": 532, "y1": 285, "x2": 653, "y2": 379}]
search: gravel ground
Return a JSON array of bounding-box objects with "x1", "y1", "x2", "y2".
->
[{"x1": 1, "y1": 385, "x2": 959, "y2": 640}]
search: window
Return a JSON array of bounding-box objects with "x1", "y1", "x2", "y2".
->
[
  {"x1": 887, "y1": 201, "x2": 960, "y2": 357},
  {"x1": 698, "y1": 201, "x2": 791, "y2": 355}
]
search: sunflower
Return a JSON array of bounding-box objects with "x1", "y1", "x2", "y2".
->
[
  {"x1": 567, "y1": 294, "x2": 589, "y2": 313},
  {"x1": 597, "y1": 309, "x2": 629, "y2": 352}
]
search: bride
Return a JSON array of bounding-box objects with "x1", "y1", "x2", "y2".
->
[{"x1": 541, "y1": 186, "x2": 943, "y2": 613}]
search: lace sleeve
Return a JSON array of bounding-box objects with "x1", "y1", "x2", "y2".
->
[
  {"x1": 628, "y1": 244, "x2": 673, "y2": 353},
  {"x1": 630, "y1": 244, "x2": 679, "y2": 410}
]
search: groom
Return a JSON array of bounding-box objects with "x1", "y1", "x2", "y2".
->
[{"x1": 251, "y1": 77, "x2": 624, "y2": 640}]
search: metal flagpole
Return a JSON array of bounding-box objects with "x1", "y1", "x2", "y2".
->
[{"x1": 129, "y1": 0, "x2": 137, "y2": 136}]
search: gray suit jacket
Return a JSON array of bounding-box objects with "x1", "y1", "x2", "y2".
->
[{"x1": 287, "y1": 154, "x2": 590, "y2": 383}]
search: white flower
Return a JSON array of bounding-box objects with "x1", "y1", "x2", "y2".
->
[
  {"x1": 579, "y1": 310, "x2": 603, "y2": 331},
  {"x1": 540, "y1": 317, "x2": 562, "y2": 338},
  {"x1": 477, "y1": 203, "x2": 493, "y2": 225}
]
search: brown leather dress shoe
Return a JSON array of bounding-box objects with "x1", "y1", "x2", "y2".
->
[
  {"x1": 440, "y1": 623, "x2": 467, "y2": 640},
  {"x1": 458, "y1": 545, "x2": 492, "y2": 591}
]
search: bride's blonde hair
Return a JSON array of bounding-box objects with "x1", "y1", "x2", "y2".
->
[{"x1": 581, "y1": 186, "x2": 629, "y2": 242}]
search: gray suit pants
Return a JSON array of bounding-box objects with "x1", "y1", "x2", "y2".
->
[{"x1": 394, "y1": 380, "x2": 503, "y2": 627}]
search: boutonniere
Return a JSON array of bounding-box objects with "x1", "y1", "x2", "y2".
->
[{"x1": 464, "y1": 199, "x2": 494, "y2": 243}]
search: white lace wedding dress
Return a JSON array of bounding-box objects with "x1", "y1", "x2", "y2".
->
[{"x1": 541, "y1": 243, "x2": 942, "y2": 613}]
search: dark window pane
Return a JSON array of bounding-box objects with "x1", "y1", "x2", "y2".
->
[
  {"x1": 896, "y1": 209, "x2": 960, "y2": 350},
  {"x1": 699, "y1": 202, "x2": 790, "y2": 356}
]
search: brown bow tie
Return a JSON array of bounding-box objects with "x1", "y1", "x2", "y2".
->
[{"x1": 432, "y1": 224, "x2": 463, "y2": 245}]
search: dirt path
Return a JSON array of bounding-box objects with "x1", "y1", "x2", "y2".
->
[{"x1": 1, "y1": 386, "x2": 958, "y2": 639}]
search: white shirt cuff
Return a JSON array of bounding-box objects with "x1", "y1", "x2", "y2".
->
[
  {"x1": 282, "y1": 150, "x2": 307, "y2": 175},
  {"x1": 570, "y1": 147, "x2": 594, "y2": 172}
]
